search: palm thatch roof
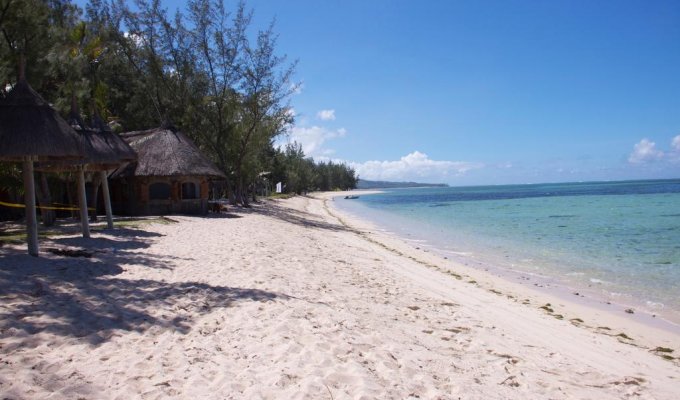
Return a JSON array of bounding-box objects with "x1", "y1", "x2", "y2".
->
[
  {"x1": 0, "y1": 80, "x2": 85, "y2": 162},
  {"x1": 34, "y1": 106, "x2": 137, "y2": 172},
  {"x1": 110, "y1": 125, "x2": 225, "y2": 179}
]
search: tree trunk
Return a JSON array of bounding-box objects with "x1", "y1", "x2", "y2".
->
[
  {"x1": 236, "y1": 168, "x2": 249, "y2": 207},
  {"x1": 36, "y1": 172, "x2": 55, "y2": 227}
]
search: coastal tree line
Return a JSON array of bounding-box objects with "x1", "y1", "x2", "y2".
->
[
  {"x1": 0, "y1": 0, "x2": 357, "y2": 209},
  {"x1": 270, "y1": 142, "x2": 358, "y2": 195}
]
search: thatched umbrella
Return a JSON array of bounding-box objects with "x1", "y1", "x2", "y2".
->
[
  {"x1": 38, "y1": 101, "x2": 137, "y2": 230},
  {"x1": 86, "y1": 111, "x2": 137, "y2": 228},
  {"x1": 0, "y1": 69, "x2": 85, "y2": 256}
]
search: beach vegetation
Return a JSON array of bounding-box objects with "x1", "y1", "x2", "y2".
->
[
  {"x1": 268, "y1": 141, "x2": 358, "y2": 194},
  {"x1": 0, "y1": 0, "x2": 353, "y2": 210},
  {"x1": 446, "y1": 270, "x2": 462, "y2": 280},
  {"x1": 0, "y1": 216, "x2": 172, "y2": 244},
  {"x1": 653, "y1": 347, "x2": 674, "y2": 353},
  {"x1": 539, "y1": 304, "x2": 554, "y2": 313}
]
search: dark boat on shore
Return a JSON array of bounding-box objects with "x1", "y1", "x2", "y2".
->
[{"x1": 344, "y1": 195, "x2": 360, "y2": 199}]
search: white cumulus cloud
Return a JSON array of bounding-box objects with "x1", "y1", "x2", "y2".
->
[
  {"x1": 316, "y1": 110, "x2": 335, "y2": 121},
  {"x1": 316, "y1": 109, "x2": 336, "y2": 121},
  {"x1": 672, "y1": 135, "x2": 680, "y2": 152},
  {"x1": 350, "y1": 151, "x2": 484, "y2": 182},
  {"x1": 628, "y1": 138, "x2": 664, "y2": 164},
  {"x1": 287, "y1": 125, "x2": 347, "y2": 157}
]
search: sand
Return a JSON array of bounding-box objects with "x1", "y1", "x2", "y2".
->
[{"x1": 1, "y1": 193, "x2": 679, "y2": 399}]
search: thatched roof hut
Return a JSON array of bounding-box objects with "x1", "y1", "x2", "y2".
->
[
  {"x1": 0, "y1": 76, "x2": 85, "y2": 256},
  {"x1": 36, "y1": 104, "x2": 136, "y2": 172},
  {"x1": 109, "y1": 125, "x2": 225, "y2": 216},
  {"x1": 0, "y1": 80, "x2": 84, "y2": 162},
  {"x1": 32, "y1": 102, "x2": 140, "y2": 232},
  {"x1": 111, "y1": 125, "x2": 225, "y2": 179}
]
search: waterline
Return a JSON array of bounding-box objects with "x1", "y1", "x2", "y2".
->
[{"x1": 334, "y1": 180, "x2": 680, "y2": 324}]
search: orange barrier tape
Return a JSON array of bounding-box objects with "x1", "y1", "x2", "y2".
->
[{"x1": 0, "y1": 200, "x2": 94, "y2": 211}]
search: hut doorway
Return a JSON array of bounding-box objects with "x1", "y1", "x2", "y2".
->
[{"x1": 181, "y1": 181, "x2": 198, "y2": 199}]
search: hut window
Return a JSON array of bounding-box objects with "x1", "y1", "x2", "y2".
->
[
  {"x1": 182, "y1": 182, "x2": 198, "y2": 199},
  {"x1": 149, "y1": 182, "x2": 171, "y2": 200}
]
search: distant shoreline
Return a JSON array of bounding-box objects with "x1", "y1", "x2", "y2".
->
[{"x1": 356, "y1": 179, "x2": 448, "y2": 189}]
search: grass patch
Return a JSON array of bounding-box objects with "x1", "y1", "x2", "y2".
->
[
  {"x1": 0, "y1": 216, "x2": 174, "y2": 246},
  {"x1": 0, "y1": 231, "x2": 27, "y2": 244},
  {"x1": 267, "y1": 193, "x2": 296, "y2": 200},
  {"x1": 0, "y1": 229, "x2": 63, "y2": 244},
  {"x1": 113, "y1": 216, "x2": 177, "y2": 228},
  {"x1": 616, "y1": 333, "x2": 633, "y2": 340}
]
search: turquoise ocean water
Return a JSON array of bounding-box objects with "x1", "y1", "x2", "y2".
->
[{"x1": 334, "y1": 179, "x2": 680, "y2": 319}]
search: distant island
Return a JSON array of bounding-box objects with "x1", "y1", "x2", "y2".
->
[{"x1": 356, "y1": 179, "x2": 449, "y2": 189}]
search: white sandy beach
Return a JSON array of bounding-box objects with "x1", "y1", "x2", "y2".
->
[{"x1": 1, "y1": 193, "x2": 679, "y2": 399}]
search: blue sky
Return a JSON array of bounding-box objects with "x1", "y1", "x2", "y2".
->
[{"x1": 77, "y1": 0, "x2": 680, "y2": 185}]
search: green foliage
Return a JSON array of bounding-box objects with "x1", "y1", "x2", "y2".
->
[
  {"x1": 0, "y1": 0, "x2": 325, "y2": 207},
  {"x1": 271, "y1": 142, "x2": 358, "y2": 194},
  {"x1": 0, "y1": 163, "x2": 21, "y2": 193}
]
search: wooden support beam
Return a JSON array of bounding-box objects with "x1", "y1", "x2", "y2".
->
[
  {"x1": 22, "y1": 157, "x2": 39, "y2": 256},
  {"x1": 100, "y1": 170, "x2": 114, "y2": 229},
  {"x1": 77, "y1": 168, "x2": 90, "y2": 238}
]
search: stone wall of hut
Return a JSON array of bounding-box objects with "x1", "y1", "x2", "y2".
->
[{"x1": 110, "y1": 176, "x2": 210, "y2": 216}]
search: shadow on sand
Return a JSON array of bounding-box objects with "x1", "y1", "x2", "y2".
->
[
  {"x1": 0, "y1": 226, "x2": 288, "y2": 348},
  {"x1": 227, "y1": 199, "x2": 358, "y2": 234}
]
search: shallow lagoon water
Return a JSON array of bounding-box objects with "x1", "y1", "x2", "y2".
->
[{"x1": 335, "y1": 180, "x2": 680, "y2": 317}]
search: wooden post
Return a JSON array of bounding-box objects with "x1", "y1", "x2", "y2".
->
[
  {"x1": 22, "y1": 157, "x2": 39, "y2": 256},
  {"x1": 100, "y1": 170, "x2": 114, "y2": 229},
  {"x1": 77, "y1": 168, "x2": 90, "y2": 238}
]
